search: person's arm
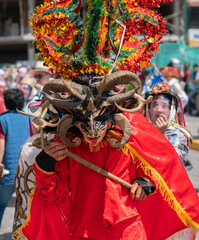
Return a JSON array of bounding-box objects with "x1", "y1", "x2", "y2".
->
[
  {"x1": 130, "y1": 178, "x2": 155, "y2": 201},
  {"x1": 0, "y1": 123, "x2": 5, "y2": 164},
  {"x1": 31, "y1": 117, "x2": 41, "y2": 135},
  {"x1": 192, "y1": 71, "x2": 199, "y2": 84},
  {"x1": 33, "y1": 141, "x2": 70, "y2": 204},
  {"x1": 166, "y1": 129, "x2": 189, "y2": 166},
  {"x1": 0, "y1": 163, "x2": 5, "y2": 178},
  {"x1": 0, "y1": 139, "x2": 5, "y2": 164}
]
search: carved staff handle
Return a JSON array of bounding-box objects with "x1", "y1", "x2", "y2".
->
[{"x1": 66, "y1": 151, "x2": 132, "y2": 190}]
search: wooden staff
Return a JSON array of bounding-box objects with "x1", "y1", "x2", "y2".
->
[{"x1": 66, "y1": 151, "x2": 132, "y2": 190}]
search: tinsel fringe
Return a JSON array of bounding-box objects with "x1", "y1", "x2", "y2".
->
[
  {"x1": 123, "y1": 142, "x2": 199, "y2": 234},
  {"x1": 13, "y1": 131, "x2": 199, "y2": 239}
]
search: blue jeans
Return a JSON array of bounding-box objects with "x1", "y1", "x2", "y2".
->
[
  {"x1": 188, "y1": 87, "x2": 199, "y2": 113},
  {"x1": 0, "y1": 185, "x2": 15, "y2": 227}
]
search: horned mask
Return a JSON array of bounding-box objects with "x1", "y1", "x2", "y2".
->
[
  {"x1": 19, "y1": 71, "x2": 151, "y2": 148},
  {"x1": 24, "y1": 0, "x2": 171, "y2": 149}
]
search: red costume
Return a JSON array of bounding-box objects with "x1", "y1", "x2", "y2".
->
[
  {"x1": 14, "y1": 1, "x2": 199, "y2": 239},
  {"x1": 15, "y1": 113, "x2": 199, "y2": 240}
]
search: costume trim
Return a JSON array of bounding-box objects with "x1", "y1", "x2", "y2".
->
[
  {"x1": 107, "y1": 130, "x2": 199, "y2": 232},
  {"x1": 167, "y1": 227, "x2": 197, "y2": 240},
  {"x1": 123, "y1": 142, "x2": 199, "y2": 233},
  {"x1": 13, "y1": 185, "x2": 37, "y2": 240},
  {"x1": 13, "y1": 130, "x2": 199, "y2": 239},
  {"x1": 34, "y1": 161, "x2": 55, "y2": 174},
  {"x1": 153, "y1": 96, "x2": 171, "y2": 102}
]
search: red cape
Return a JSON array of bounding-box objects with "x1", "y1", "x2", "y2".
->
[
  {"x1": 14, "y1": 112, "x2": 199, "y2": 240},
  {"x1": 124, "y1": 112, "x2": 199, "y2": 239}
]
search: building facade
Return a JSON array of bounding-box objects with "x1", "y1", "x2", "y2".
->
[{"x1": 0, "y1": 0, "x2": 42, "y2": 64}]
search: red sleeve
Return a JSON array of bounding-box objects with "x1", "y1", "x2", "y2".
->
[
  {"x1": 0, "y1": 124, "x2": 5, "y2": 140},
  {"x1": 33, "y1": 158, "x2": 70, "y2": 205}
]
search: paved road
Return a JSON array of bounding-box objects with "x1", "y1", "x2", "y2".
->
[{"x1": 0, "y1": 116, "x2": 199, "y2": 240}]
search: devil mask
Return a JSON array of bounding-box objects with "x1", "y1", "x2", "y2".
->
[{"x1": 19, "y1": 71, "x2": 151, "y2": 148}]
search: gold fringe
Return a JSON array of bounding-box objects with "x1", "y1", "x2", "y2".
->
[
  {"x1": 13, "y1": 131, "x2": 199, "y2": 238},
  {"x1": 123, "y1": 143, "x2": 199, "y2": 233},
  {"x1": 13, "y1": 184, "x2": 37, "y2": 240}
]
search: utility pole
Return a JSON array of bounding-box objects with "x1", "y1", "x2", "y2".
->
[
  {"x1": 27, "y1": 0, "x2": 35, "y2": 60},
  {"x1": 184, "y1": 0, "x2": 188, "y2": 44}
]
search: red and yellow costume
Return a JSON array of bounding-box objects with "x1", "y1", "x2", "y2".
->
[
  {"x1": 14, "y1": 1, "x2": 199, "y2": 239},
  {"x1": 15, "y1": 113, "x2": 199, "y2": 240}
]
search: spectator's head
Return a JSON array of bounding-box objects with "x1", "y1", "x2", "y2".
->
[
  {"x1": 147, "y1": 94, "x2": 171, "y2": 125},
  {"x1": 168, "y1": 58, "x2": 181, "y2": 69},
  {"x1": 19, "y1": 74, "x2": 37, "y2": 100},
  {"x1": 3, "y1": 88, "x2": 24, "y2": 110},
  {"x1": 144, "y1": 83, "x2": 179, "y2": 124},
  {"x1": 184, "y1": 62, "x2": 190, "y2": 70},
  {"x1": 0, "y1": 69, "x2": 6, "y2": 88},
  {"x1": 193, "y1": 64, "x2": 198, "y2": 72},
  {"x1": 33, "y1": 61, "x2": 51, "y2": 89}
]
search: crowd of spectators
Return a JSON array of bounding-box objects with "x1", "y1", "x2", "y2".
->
[
  {"x1": 0, "y1": 60, "x2": 52, "y2": 229},
  {"x1": 0, "y1": 61, "x2": 52, "y2": 114}
]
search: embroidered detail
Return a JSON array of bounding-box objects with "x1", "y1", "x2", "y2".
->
[{"x1": 13, "y1": 184, "x2": 37, "y2": 240}]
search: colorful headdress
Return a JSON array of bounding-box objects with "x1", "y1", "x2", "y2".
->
[
  {"x1": 141, "y1": 64, "x2": 186, "y2": 126},
  {"x1": 31, "y1": 0, "x2": 172, "y2": 80},
  {"x1": 23, "y1": 0, "x2": 174, "y2": 149},
  {"x1": 141, "y1": 64, "x2": 168, "y2": 96}
]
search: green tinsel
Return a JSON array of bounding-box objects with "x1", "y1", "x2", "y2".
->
[{"x1": 84, "y1": 0, "x2": 106, "y2": 63}]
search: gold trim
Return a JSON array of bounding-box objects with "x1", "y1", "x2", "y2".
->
[
  {"x1": 13, "y1": 185, "x2": 37, "y2": 240},
  {"x1": 34, "y1": 161, "x2": 55, "y2": 174},
  {"x1": 124, "y1": 143, "x2": 199, "y2": 231}
]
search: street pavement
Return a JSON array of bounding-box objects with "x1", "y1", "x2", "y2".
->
[{"x1": 0, "y1": 115, "x2": 199, "y2": 240}]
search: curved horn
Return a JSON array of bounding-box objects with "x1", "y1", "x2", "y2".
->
[
  {"x1": 48, "y1": 104, "x2": 59, "y2": 115},
  {"x1": 108, "y1": 113, "x2": 131, "y2": 148},
  {"x1": 106, "y1": 87, "x2": 139, "y2": 105},
  {"x1": 115, "y1": 95, "x2": 152, "y2": 113},
  {"x1": 86, "y1": 87, "x2": 96, "y2": 112},
  {"x1": 42, "y1": 92, "x2": 83, "y2": 110},
  {"x1": 61, "y1": 78, "x2": 84, "y2": 101},
  {"x1": 43, "y1": 79, "x2": 86, "y2": 101},
  {"x1": 57, "y1": 114, "x2": 81, "y2": 147},
  {"x1": 96, "y1": 75, "x2": 107, "y2": 102},
  {"x1": 16, "y1": 100, "x2": 50, "y2": 118},
  {"x1": 96, "y1": 71, "x2": 141, "y2": 94},
  {"x1": 39, "y1": 117, "x2": 60, "y2": 128}
]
